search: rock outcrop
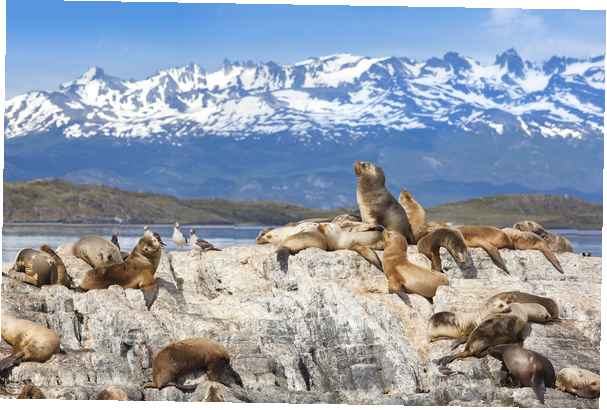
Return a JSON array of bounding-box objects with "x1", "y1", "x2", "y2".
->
[{"x1": 0, "y1": 245, "x2": 600, "y2": 407}]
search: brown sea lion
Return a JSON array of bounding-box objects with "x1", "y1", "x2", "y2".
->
[
  {"x1": 488, "y1": 344, "x2": 556, "y2": 403},
  {"x1": 5, "y1": 245, "x2": 72, "y2": 287},
  {"x1": 275, "y1": 222, "x2": 384, "y2": 272},
  {"x1": 502, "y1": 228, "x2": 564, "y2": 273},
  {"x1": 434, "y1": 303, "x2": 529, "y2": 371},
  {"x1": 204, "y1": 383, "x2": 225, "y2": 402},
  {"x1": 96, "y1": 386, "x2": 129, "y2": 400},
  {"x1": 456, "y1": 225, "x2": 512, "y2": 274},
  {"x1": 79, "y1": 231, "x2": 163, "y2": 308},
  {"x1": 556, "y1": 368, "x2": 600, "y2": 399},
  {"x1": 145, "y1": 338, "x2": 243, "y2": 391},
  {"x1": 72, "y1": 235, "x2": 124, "y2": 269},
  {"x1": 0, "y1": 314, "x2": 60, "y2": 373},
  {"x1": 17, "y1": 383, "x2": 46, "y2": 399},
  {"x1": 354, "y1": 161, "x2": 415, "y2": 244},
  {"x1": 417, "y1": 227, "x2": 472, "y2": 273},
  {"x1": 256, "y1": 222, "x2": 320, "y2": 245},
  {"x1": 513, "y1": 221, "x2": 574, "y2": 253},
  {"x1": 486, "y1": 291, "x2": 559, "y2": 319},
  {"x1": 382, "y1": 230, "x2": 449, "y2": 300}
]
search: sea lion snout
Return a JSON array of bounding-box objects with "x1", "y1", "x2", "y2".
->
[{"x1": 354, "y1": 160, "x2": 363, "y2": 176}]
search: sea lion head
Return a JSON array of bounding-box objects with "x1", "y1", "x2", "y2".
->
[
  {"x1": 139, "y1": 232, "x2": 163, "y2": 257},
  {"x1": 256, "y1": 228, "x2": 273, "y2": 244},
  {"x1": 513, "y1": 220, "x2": 549, "y2": 238},
  {"x1": 216, "y1": 361, "x2": 244, "y2": 388},
  {"x1": 354, "y1": 160, "x2": 385, "y2": 185},
  {"x1": 485, "y1": 294, "x2": 514, "y2": 314},
  {"x1": 556, "y1": 368, "x2": 600, "y2": 399},
  {"x1": 399, "y1": 189, "x2": 413, "y2": 204}
]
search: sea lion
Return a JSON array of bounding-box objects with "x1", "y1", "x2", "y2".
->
[
  {"x1": 502, "y1": 228, "x2": 564, "y2": 273},
  {"x1": 146, "y1": 338, "x2": 243, "y2": 391},
  {"x1": 485, "y1": 291, "x2": 559, "y2": 320},
  {"x1": 96, "y1": 386, "x2": 129, "y2": 400},
  {"x1": 256, "y1": 222, "x2": 321, "y2": 245},
  {"x1": 17, "y1": 383, "x2": 46, "y2": 399},
  {"x1": 72, "y1": 235, "x2": 124, "y2": 269},
  {"x1": 275, "y1": 222, "x2": 384, "y2": 271},
  {"x1": 513, "y1": 221, "x2": 574, "y2": 253},
  {"x1": 456, "y1": 225, "x2": 512, "y2": 274},
  {"x1": 5, "y1": 245, "x2": 72, "y2": 287},
  {"x1": 555, "y1": 368, "x2": 600, "y2": 399},
  {"x1": 79, "y1": 231, "x2": 163, "y2": 308},
  {"x1": 488, "y1": 344, "x2": 556, "y2": 404},
  {"x1": 0, "y1": 314, "x2": 60, "y2": 373},
  {"x1": 434, "y1": 303, "x2": 530, "y2": 371},
  {"x1": 382, "y1": 230, "x2": 449, "y2": 300},
  {"x1": 416, "y1": 227, "x2": 472, "y2": 273},
  {"x1": 354, "y1": 161, "x2": 415, "y2": 244}
]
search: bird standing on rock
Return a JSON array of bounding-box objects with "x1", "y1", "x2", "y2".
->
[
  {"x1": 190, "y1": 228, "x2": 221, "y2": 252},
  {"x1": 172, "y1": 222, "x2": 187, "y2": 248}
]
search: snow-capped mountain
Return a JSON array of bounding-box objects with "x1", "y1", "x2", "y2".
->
[
  {"x1": 4, "y1": 49, "x2": 605, "y2": 207},
  {"x1": 5, "y1": 49, "x2": 604, "y2": 141}
]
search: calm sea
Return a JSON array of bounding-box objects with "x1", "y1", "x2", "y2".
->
[{"x1": 0, "y1": 224, "x2": 602, "y2": 264}]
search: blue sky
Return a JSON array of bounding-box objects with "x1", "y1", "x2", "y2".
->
[{"x1": 6, "y1": 1, "x2": 605, "y2": 97}]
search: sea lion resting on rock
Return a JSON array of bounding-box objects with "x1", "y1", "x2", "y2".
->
[
  {"x1": 382, "y1": 230, "x2": 449, "y2": 301},
  {"x1": 71, "y1": 235, "x2": 125, "y2": 269},
  {"x1": 354, "y1": 161, "x2": 415, "y2": 244},
  {"x1": 0, "y1": 314, "x2": 60, "y2": 373},
  {"x1": 4, "y1": 245, "x2": 73, "y2": 288},
  {"x1": 556, "y1": 368, "x2": 600, "y2": 399},
  {"x1": 513, "y1": 220, "x2": 574, "y2": 253},
  {"x1": 79, "y1": 231, "x2": 164, "y2": 308},
  {"x1": 488, "y1": 344, "x2": 556, "y2": 404},
  {"x1": 274, "y1": 222, "x2": 384, "y2": 272},
  {"x1": 416, "y1": 227, "x2": 472, "y2": 273},
  {"x1": 485, "y1": 291, "x2": 559, "y2": 320},
  {"x1": 146, "y1": 338, "x2": 243, "y2": 391},
  {"x1": 96, "y1": 386, "x2": 129, "y2": 400},
  {"x1": 501, "y1": 228, "x2": 564, "y2": 273}
]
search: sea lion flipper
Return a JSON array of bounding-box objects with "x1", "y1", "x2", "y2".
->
[
  {"x1": 532, "y1": 374, "x2": 546, "y2": 404},
  {"x1": 142, "y1": 282, "x2": 159, "y2": 309},
  {"x1": 478, "y1": 241, "x2": 510, "y2": 274},
  {"x1": 540, "y1": 247, "x2": 564, "y2": 274},
  {"x1": 6, "y1": 268, "x2": 39, "y2": 286},
  {"x1": 0, "y1": 352, "x2": 24, "y2": 373},
  {"x1": 276, "y1": 246, "x2": 291, "y2": 273},
  {"x1": 350, "y1": 244, "x2": 383, "y2": 271}
]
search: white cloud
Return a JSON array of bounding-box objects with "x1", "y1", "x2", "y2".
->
[{"x1": 484, "y1": 9, "x2": 547, "y2": 36}]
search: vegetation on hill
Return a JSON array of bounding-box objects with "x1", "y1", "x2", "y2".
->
[{"x1": 3, "y1": 180, "x2": 602, "y2": 229}]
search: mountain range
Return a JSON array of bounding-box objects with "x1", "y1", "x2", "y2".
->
[{"x1": 4, "y1": 49, "x2": 604, "y2": 207}]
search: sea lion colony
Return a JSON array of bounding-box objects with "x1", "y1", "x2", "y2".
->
[{"x1": 0, "y1": 160, "x2": 598, "y2": 403}]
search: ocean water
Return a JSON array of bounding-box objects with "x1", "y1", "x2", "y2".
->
[{"x1": 0, "y1": 224, "x2": 602, "y2": 264}]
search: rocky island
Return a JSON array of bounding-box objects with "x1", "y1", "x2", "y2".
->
[{"x1": 0, "y1": 244, "x2": 601, "y2": 407}]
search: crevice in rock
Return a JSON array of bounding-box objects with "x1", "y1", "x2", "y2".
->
[{"x1": 297, "y1": 356, "x2": 311, "y2": 391}]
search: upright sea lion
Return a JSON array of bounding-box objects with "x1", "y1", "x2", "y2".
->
[
  {"x1": 555, "y1": 368, "x2": 600, "y2": 399},
  {"x1": 502, "y1": 228, "x2": 564, "y2": 273},
  {"x1": 435, "y1": 303, "x2": 530, "y2": 371},
  {"x1": 17, "y1": 383, "x2": 46, "y2": 399},
  {"x1": 382, "y1": 230, "x2": 449, "y2": 300},
  {"x1": 275, "y1": 222, "x2": 384, "y2": 271},
  {"x1": 485, "y1": 291, "x2": 559, "y2": 319},
  {"x1": 513, "y1": 221, "x2": 574, "y2": 253},
  {"x1": 72, "y1": 236, "x2": 124, "y2": 269},
  {"x1": 79, "y1": 231, "x2": 163, "y2": 308},
  {"x1": 416, "y1": 228, "x2": 472, "y2": 273},
  {"x1": 488, "y1": 344, "x2": 556, "y2": 404},
  {"x1": 96, "y1": 386, "x2": 129, "y2": 400},
  {"x1": 5, "y1": 245, "x2": 72, "y2": 287},
  {"x1": 354, "y1": 161, "x2": 415, "y2": 244},
  {"x1": 146, "y1": 338, "x2": 243, "y2": 391},
  {"x1": 0, "y1": 314, "x2": 60, "y2": 373}
]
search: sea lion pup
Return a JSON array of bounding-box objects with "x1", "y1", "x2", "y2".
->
[
  {"x1": 17, "y1": 383, "x2": 46, "y2": 399},
  {"x1": 513, "y1": 221, "x2": 574, "y2": 253},
  {"x1": 275, "y1": 222, "x2": 384, "y2": 272},
  {"x1": 488, "y1": 344, "x2": 556, "y2": 404},
  {"x1": 501, "y1": 228, "x2": 564, "y2": 273},
  {"x1": 72, "y1": 235, "x2": 124, "y2": 269},
  {"x1": 5, "y1": 245, "x2": 72, "y2": 287},
  {"x1": 556, "y1": 368, "x2": 600, "y2": 399},
  {"x1": 354, "y1": 160, "x2": 415, "y2": 244},
  {"x1": 96, "y1": 386, "x2": 129, "y2": 400},
  {"x1": 435, "y1": 303, "x2": 529, "y2": 371},
  {"x1": 0, "y1": 314, "x2": 60, "y2": 373},
  {"x1": 79, "y1": 231, "x2": 163, "y2": 308},
  {"x1": 382, "y1": 230, "x2": 449, "y2": 301},
  {"x1": 485, "y1": 291, "x2": 559, "y2": 320},
  {"x1": 145, "y1": 338, "x2": 243, "y2": 391},
  {"x1": 416, "y1": 228, "x2": 472, "y2": 273}
]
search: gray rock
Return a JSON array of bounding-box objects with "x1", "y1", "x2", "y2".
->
[{"x1": 0, "y1": 244, "x2": 600, "y2": 407}]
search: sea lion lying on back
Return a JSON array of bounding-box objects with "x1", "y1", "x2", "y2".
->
[
  {"x1": 556, "y1": 368, "x2": 600, "y2": 398},
  {"x1": 0, "y1": 314, "x2": 60, "y2": 373},
  {"x1": 513, "y1": 220, "x2": 574, "y2": 253},
  {"x1": 146, "y1": 338, "x2": 243, "y2": 391},
  {"x1": 4, "y1": 245, "x2": 73, "y2": 288},
  {"x1": 382, "y1": 230, "x2": 449, "y2": 301},
  {"x1": 502, "y1": 228, "x2": 564, "y2": 273},
  {"x1": 354, "y1": 161, "x2": 415, "y2": 244},
  {"x1": 79, "y1": 231, "x2": 165, "y2": 308},
  {"x1": 488, "y1": 344, "x2": 556, "y2": 404}
]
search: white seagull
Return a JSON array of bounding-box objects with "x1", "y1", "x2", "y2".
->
[{"x1": 172, "y1": 222, "x2": 187, "y2": 248}]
